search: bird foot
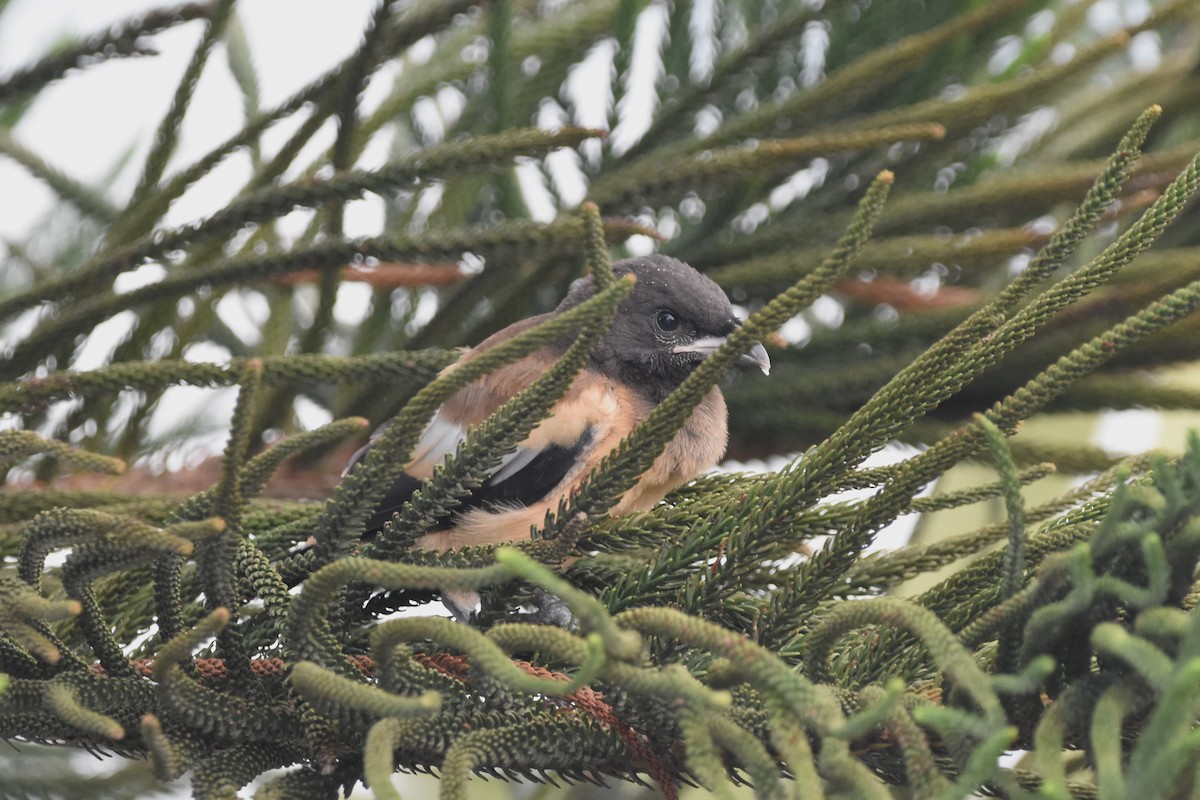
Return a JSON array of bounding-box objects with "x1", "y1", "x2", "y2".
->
[{"x1": 524, "y1": 589, "x2": 579, "y2": 630}]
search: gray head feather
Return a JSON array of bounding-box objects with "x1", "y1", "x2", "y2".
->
[{"x1": 556, "y1": 255, "x2": 751, "y2": 400}]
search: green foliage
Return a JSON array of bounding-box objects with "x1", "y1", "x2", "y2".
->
[{"x1": 4, "y1": 1, "x2": 1200, "y2": 798}]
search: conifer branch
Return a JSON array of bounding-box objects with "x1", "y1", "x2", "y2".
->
[
  {"x1": 285, "y1": 557, "x2": 512, "y2": 669},
  {"x1": 566, "y1": 171, "x2": 892, "y2": 527},
  {"x1": 0, "y1": 128, "x2": 601, "y2": 325},
  {"x1": 582, "y1": 201, "x2": 614, "y2": 290},
  {"x1": 0, "y1": 430, "x2": 126, "y2": 475},
  {"x1": 0, "y1": 352, "x2": 454, "y2": 414},
  {"x1": 303, "y1": 278, "x2": 631, "y2": 568},
  {"x1": 803, "y1": 598, "x2": 1003, "y2": 724},
  {"x1": 637, "y1": 0, "x2": 1036, "y2": 158},
  {"x1": 45, "y1": 680, "x2": 126, "y2": 741},
  {"x1": 0, "y1": 215, "x2": 645, "y2": 381},
  {"x1": 373, "y1": 277, "x2": 627, "y2": 555},
  {"x1": 0, "y1": 577, "x2": 81, "y2": 668},
  {"x1": 776, "y1": 141, "x2": 1200, "y2": 623},
  {"x1": 0, "y1": 3, "x2": 212, "y2": 103},
  {"x1": 6, "y1": 4, "x2": 1200, "y2": 795},
  {"x1": 140, "y1": 713, "x2": 188, "y2": 781},
  {"x1": 977, "y1": 415, "x2": 1028, "y2": 673},
  {"x1": 290, "y1": 660, "x2": 440, "y2": 720},
  {"x1": 362, "y1": 718, "x2": 410, "y2": 800},
  {"x1": 0, "y1": 131, "x2": 117, "y2": 222},
  {"x1": 121, "y1": 0, "x2": 236, "y2": 218},
  {"x1": 784, "y1": 106, "x2": 1160, "y2": 513},
  {"x1": 593, "y1": 125, "x2": 942, "y2": 210}
]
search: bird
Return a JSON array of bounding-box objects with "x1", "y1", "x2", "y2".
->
[{"x1": 350, "y1": 254, "x2": 769, "y2": 615}]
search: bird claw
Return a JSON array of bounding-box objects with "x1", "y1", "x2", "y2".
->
[
  {"x1": 525, "y1": 589, "x2": 579, "y2": 630},
  {"x1": 442, "y1": 588, "x2": 576, "y2": 629}
]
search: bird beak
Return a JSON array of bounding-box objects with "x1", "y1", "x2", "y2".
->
[
  {"x1": 740, "y1": 342, "x2": 771, "y2": 375},
  {"x1": 673, "y1": 338, "x2": 771, "y2": 375}
]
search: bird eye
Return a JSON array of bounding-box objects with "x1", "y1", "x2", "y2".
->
[{"x1": 656, "y1": 309, "x2": 680, "y2": 332}]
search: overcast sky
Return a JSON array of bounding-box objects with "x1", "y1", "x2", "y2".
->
[{"x1": 0, "y1": 0, "x2": 380, "y2": 242}]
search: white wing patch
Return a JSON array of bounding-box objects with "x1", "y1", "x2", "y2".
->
[
  {"x1": 406, "y1": 410, "x2": 536, "y2": 484},
  {"x1": 487, "y1": 446, "x2": 541, "y2": 485},
  {"x1": 407, "y1": 411, "x2": 468, "y2": 478}
]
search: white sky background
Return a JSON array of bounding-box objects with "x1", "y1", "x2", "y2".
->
[{"x1": 0, "y1": 0, "x2": 382, "y2": 240}]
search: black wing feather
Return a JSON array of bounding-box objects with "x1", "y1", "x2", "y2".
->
[
  {"x1": 360, "y1": 426, "x2": 594, "y2": 533},
  {"x1": 363, "y1": 472, "x2": 425, "y2": 533},
  {"x1": 470, "y1": 426, "x2": 593, "y2": 511}
]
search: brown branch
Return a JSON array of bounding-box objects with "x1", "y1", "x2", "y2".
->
[
  {"x1": 90, "y1": 651, "x2": 678, "y2": 798},
  {"x1": 835, "y1": 276, "x2": 982, "y2": 312},
  {"x1": 272, "y1": 262, "x2": 466, "y2": 288}
]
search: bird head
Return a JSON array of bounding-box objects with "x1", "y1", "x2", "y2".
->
[{"x1": 557, "y1": 255, "x2": 770, "y2": 400}]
